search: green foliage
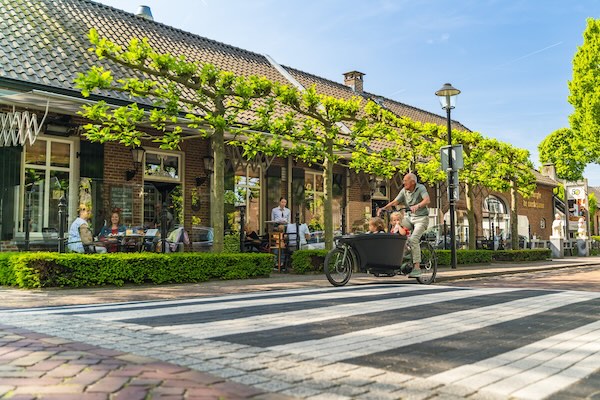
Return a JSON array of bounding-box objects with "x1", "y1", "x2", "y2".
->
[
  {"x1": 75, "y1": 29, "x2": 275, "y2": 252},
  {"x1": 538, "y1": 128, "x2": 589, "y2": 181},
  {"x1": 223, "y1": 233, "x2": 242, "y2": 253},
  {"x1": 435, "y1": 250, "x2": 493, "y2": 265},
  {"x1": 435, "y1": 249, "x2": 550, "y2": 265},
  {"x1": 491, "y1": 249, "x2": 552, "y2": 262},
  {"x1": 0, "y1": 252, "x2": 19, "y2": 286},
  {"x1": 569, "y1": 18, "x2": 600, "y2": 163},
  {"x1": 290, "y1": 250, "x2": 328, "y2": 274},
  {"x1": 0, "y1": 253, "x2": 272, "y2": 288}
]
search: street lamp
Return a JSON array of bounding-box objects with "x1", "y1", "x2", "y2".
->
[{"x1": 435, "y1": 83, "x2": 460, "y2": 269}]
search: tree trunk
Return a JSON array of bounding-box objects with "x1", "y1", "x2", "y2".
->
[
  {"x1": 323, "y1": 140, "x2": 334, "y2": 250},
  {"x1": 212, "y1": 129, "x2": 225, "y2": 252},
  {"x1": 510, "y1": 180, "x2": 519, "y2": 250},
  {"x1": 465, "y1": 183, "x2": 476, "y2": 249}
]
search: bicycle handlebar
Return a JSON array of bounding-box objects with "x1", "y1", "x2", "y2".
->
[{"x1": 377, "y1": 207, "x2": 412, "y2": 216}]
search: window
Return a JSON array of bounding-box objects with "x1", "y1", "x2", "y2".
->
[
  {"x1": 20, "y1": 138, "x2": 73, "y2": 234},
  {"x1": 304, "y1": 171, "x2": 324, "y2": 231},
  {"x1": 144, "y1": 151, "x2": 181, "y2": 181},
  {"x1": 233, "y1": 165, "x2": 262, "y2": 232},
  {"x1": 142, "y1": 150, "x2": 183, "y2": 230},
  {"x1": 482, "y1": 195, "x2": 508, "y2": 239}
]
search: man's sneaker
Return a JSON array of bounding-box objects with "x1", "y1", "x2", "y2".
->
[{"x1": 408, "y1": 268, "x2": 421, "y2": 278}]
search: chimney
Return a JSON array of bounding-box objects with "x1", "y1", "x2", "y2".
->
[
  {"x1": 343, "y1": 71, "x2": 365, "y2": 93},
  {"x1": 136, "y1": 5, "x2": 154, "y2": 21},
  {"x1": 541, "y1": 163, "x2": 558, "y2": 181}
]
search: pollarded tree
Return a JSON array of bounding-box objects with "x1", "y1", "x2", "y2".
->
[
  {"x1": 477, "y1": 140, "x2": 536, "y2": 249},
  {"x1": 569, "y1": 17, "x2": 600, "y2": 163},
  {"x1": 538, "y1": 128, "x2": 589, "y2": 182},
  {"x1": 240, "y1": 88, "x2": 406, "y2": 249},
  {"x1": 75, "y1": 29, "x2": 274, "y2": 252}
]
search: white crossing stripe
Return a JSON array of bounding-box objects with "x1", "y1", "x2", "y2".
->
[
  {"x1": 157, "y1": 288, "x2": 516, "y2": 338},
  {"x1": 5, "y1": 284, "x2": 409, "y2": 314},
  {"x1": 50, "y1": 285, "x2": 445, "y2": 320},
  {"x1": 268, "y1": 291, "x2": 600, "y2": 362},
  {"x1": 429, "y1": 320, "x2": 600, "y2": 400}
]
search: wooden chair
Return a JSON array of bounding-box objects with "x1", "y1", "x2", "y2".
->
[
  {"x1": 283, "y1": 229, "x2": 300, "y2": 271},
  {"x1": 269, "y1": 231, "x2": 285, "y2": 272}
]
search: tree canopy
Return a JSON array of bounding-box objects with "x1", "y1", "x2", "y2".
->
[{"x1": 569, "y1": 17, "x2": 600, "y2": 163}]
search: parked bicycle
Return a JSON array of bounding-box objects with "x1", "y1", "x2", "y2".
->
[{"x1": 324, "y1": 212, "x2": 437, "y2": 286}]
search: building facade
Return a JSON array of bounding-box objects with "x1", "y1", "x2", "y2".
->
[{"x1": 0, "y1": 0, "x2": 559, "y2": 251}]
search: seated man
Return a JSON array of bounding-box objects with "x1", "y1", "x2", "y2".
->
[
  {"x1": 68, "y1": 205, "x2": 107, "y2": 253},
  {"x1": 164, "y1": 226, "x2": 190, "y2": 253},
  {"x1": 285, "y1": 221, "x2": 311, "y2": 250}
]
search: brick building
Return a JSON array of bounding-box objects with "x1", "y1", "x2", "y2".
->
[{"x1": 0, "y1": 0, "x2": 559, "y2": 251}]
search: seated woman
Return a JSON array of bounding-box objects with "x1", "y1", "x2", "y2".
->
[
  {"x1": 98, "y1": 211, "x2": 126, "y2": 252},
  {"x1": 244, "y1": 224, "x2": 264, "y2": 252},
  {"x1": 68, "y1": 205, "x2": 107, "y2": 253}
]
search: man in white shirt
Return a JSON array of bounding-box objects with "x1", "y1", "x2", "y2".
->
[
  {"x1": 285, "y1": 222, "x2": 311, "y2": 249},
  {"x1": 271, "y1": 197, "x2": 291, "y2": 224}
]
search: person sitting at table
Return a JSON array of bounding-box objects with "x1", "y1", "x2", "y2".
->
[
  {"x1": 98, "y1": 211, "x2": 126, "y2": 253},
  {"x1": 68, "y1": 205, "x2": 107, "y2": 253},
  {"x1": 285, "y1": 220, "x2": 311, "y2": 250},
  {"x1": 244, "y1": 224, "x2": 263, "y2": 252}
]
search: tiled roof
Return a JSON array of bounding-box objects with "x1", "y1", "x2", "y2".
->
[
  {"x1": 0, "y1": 0, "x2": 463, "y2": 131},
  {"x1": 286, "y1": 66, "x2": 469, "y2": 131},
  {"x1": 532, "y1": 170, "x2": 560, "y2": 187}
]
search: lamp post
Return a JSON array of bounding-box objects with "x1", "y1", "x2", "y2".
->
[{"x1": 435, "y1": 83, "x2": 460, "y2": 269}]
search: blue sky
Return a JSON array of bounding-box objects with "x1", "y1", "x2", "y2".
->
[{"x1": 95, "y1": 0, "x2": 600, "y2": 186}]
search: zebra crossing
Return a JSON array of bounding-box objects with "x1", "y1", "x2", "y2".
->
[{"x1": 1, "y1": 284, "x2": 599, "y2": 399}]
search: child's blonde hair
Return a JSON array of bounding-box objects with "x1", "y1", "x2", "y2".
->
[
  {"x1": 369, "y1": 216, "x2": 385, "y2": 232},
  {"x1": 390, "y1": 211, "x2": 403, "y2": 224}
]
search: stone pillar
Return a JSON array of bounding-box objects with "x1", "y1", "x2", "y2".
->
[
  {"x1": 577, "y1": 239, "x2": 589, "y2": 257},
  {"x1": 549, "y1": 237, "x2": 564, "y2": 259}
]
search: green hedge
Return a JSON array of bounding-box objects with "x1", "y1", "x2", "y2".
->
[
  {"x1": 491, "y1": 249, "x2": 552, "y2": 262},
  {"x1": 0, "y1": 252, "x2": 273, "y2": 288},
  {"x1": 290, "y1": 250, "x2": 329, "y2": 274},
  {"x1": 290, "y1": 248, "x2": 552, "y2": 272}
]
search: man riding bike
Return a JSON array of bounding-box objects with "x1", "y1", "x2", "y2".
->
[{"x1": 377, "y1": 173, "x2": 430, "y2": 277}]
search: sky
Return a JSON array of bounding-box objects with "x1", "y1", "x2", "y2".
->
[{"x1": 94, "y1": 0, "x2": 600, "y2": 186}]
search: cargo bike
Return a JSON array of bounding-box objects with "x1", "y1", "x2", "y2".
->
[{"x1": 323, "y1": 233, "x2": 437, "y2": 286}]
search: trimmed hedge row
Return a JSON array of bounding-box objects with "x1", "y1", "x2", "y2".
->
[
  {"x1": 0, "y1": 252, "x2": 273, "y2": 288},
  {"x1": 290, "y1": 248, "x2": 552, "y2": 273}
]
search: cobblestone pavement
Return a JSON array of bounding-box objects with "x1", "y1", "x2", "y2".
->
[{"x1": 0, "y1": 257, "x2": 599, "y2": 399}]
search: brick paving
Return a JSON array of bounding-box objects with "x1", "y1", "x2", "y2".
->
[{"x1": 0, "y1": 324, "x2": 292, "y2": 400}]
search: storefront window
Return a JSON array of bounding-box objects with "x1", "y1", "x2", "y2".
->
[
  {"x1": 25, "y1": 140, "x2": 46, "y2": 166},
  {"x1": 483, "y1": 195, "x2": 508, "y2": 239},
  {"x1": 144, "y1": 152, "x2": 180, "y2": 180},
  {"x1": 304, "y1": 171, "x2": 324, "y2": 231},
  {"x1": 143, "y1": 150, "x2": 182, "y2": 231},
  {"x1": 50, "y1": 142, "x2": 70, "y2": 168},
  {"x1": 20, "y1": 138, "x2": 72, "y2": 234},
  {"x1": 233, "y1": 165, "x2": 261, "y2": 232}
]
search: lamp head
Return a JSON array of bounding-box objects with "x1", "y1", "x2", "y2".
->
[{"x1": 435, "y1": 83, "x2": 460, "y2": 110}]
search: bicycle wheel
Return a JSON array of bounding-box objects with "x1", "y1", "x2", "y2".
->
[
  {"x1": 324, "y1": 247, "x2": 354, "y2": 286},
  {"x1": 416, "y1": 241, "x2": 437, "y2": 284}
]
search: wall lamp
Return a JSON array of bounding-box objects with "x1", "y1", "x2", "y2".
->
[
  {"x1": 203, "y1": 155, "x2": 214, "y2": 173},
  {"x1": 125, "y1": 146, "x2": 145, "y2": 181}
]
